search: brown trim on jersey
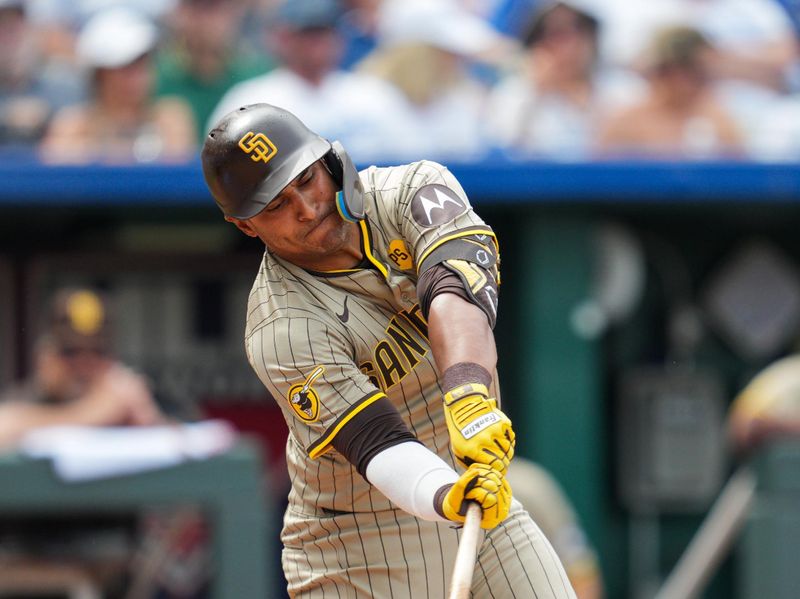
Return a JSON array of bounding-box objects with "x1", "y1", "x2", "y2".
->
[
  {"x1": 331, "y1": 396, "x2": 419, "y2": 478},
  {"x1": 417, "y1": 264, "x2": 473, "y2": 319},
  {"x1": 306, "y1": 390, "x2": 386, "y2": 459},
  {"x1": 416, "y1": 227, "x2": 497, "y2": 275}
]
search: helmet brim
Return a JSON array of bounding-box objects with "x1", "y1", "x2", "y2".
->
[{"x1": 234, "y1": 137, "x2": 332, "y2": 219}]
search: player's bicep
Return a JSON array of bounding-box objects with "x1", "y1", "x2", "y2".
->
[{"x1": 416, "y1": 233, "x2": 501, "y2": 328}]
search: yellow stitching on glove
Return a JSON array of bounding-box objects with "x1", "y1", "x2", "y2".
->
[{"x1": 441, "y1": 464, "x2": 511, "y2": 530}]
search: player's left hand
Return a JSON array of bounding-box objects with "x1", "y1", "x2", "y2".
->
[
  {"x1": 443, "y1": 382, "x2": 515, "y2": 474},
  {"x1": 440, "y1": 463, "x2": 511, "y2": 530}
]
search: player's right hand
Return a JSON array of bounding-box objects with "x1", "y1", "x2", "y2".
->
[
  {"x1": 443, "y1": 382, "x2": 515, "y2": 474},
  {"x1": 440, "y1": 463, "x2": 511, "y2": 530}
]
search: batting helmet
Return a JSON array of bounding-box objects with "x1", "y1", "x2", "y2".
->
[{"x1": 201, "y1": 103, "x2": 364, "y2": 221}]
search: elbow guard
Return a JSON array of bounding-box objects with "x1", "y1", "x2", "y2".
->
[{"x1": 417, "y1": 234, "x2": 500, "y2": 328}]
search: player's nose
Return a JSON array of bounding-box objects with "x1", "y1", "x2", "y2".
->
[{"x1": 290, "y1": 191, "x2": 319, "y2": 222}]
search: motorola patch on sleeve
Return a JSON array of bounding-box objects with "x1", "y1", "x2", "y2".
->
[{"x1": 410, "y1": 184, "x2": 468, "y2": 227}]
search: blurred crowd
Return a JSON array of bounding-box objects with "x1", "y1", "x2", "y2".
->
[{"x1": 2, "y1": 0, "x2": 800, "y2": 164}]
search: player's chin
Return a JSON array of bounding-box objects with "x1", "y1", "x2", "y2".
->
[{"x1": 305, "y1": 213, "x2": 345, "y2": 245}]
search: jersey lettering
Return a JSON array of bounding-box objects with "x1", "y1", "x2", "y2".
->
[
  {"x1": 374, "y1": 340, "x2": 407, "y2": 389},
  {"x1": 398, "y1": 304, "x2": 429, "y2": 340},
  {"x1": 387, "y1": 315, "x2": 427, "y2": 369},
  {"x1": 359, "y1": 304, "x2": 429, "y2": 391},
  {"x1": 359, "y1": 361, "x2": 382, "y2": 390}
]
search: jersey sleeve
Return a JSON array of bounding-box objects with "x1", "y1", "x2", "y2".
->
[
  {"x1": 245, "y1": 316, "x2": 385, "y2": 459},
  {"x1": 392, "y1": 160, "x2": 497, "y2": 269}
]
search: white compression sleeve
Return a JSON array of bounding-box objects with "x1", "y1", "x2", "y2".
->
[{"x1": 365, "y1": 441, "x2": 459, "y2": 522}]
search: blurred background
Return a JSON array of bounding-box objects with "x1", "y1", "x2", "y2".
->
[{"x1": 2, "y1": 0, "x2": 800, "y2": 597}]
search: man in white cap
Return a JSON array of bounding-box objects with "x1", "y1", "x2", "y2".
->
[{"x1": 39, "y1": 6, "x2": 196, "y2": 164}]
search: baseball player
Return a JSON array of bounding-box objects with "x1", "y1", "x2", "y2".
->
[{"x1": 201, "y1": 103, "x2": 576, "y2": 598}]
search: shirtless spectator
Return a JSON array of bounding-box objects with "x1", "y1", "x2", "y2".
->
[
  {"x1": 594, "y1": 25, "x2": 743, "y2": 160},
  {"x1": 0, "y1": 288, "x2": 164, "y2": 450}
]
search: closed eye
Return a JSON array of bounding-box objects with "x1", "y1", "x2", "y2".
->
[
  {"x1": 265, "y1": 167, "x2": 314, "y2": 212},
  {"x1": 265, "y1": 197, "x2": 286, "y2": 212},
  {"x1": 297, "y1": 167, "x2": 314, "y2": 186}
]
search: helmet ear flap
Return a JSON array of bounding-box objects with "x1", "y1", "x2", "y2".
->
[
  {"x1": 325, "y1": 141, "x2": 364, "y2": 222},
  {"x1": 322, "y1": 149, "x2": 343, "y2": 188}
]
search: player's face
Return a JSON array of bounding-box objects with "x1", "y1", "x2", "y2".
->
[{"x1": 227, "y1": 161, "x2": 359, "y2": 270}]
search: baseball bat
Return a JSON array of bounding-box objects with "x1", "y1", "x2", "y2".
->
[{"x1": 448, "y1": 502, "x2": 482, "y2": 599}]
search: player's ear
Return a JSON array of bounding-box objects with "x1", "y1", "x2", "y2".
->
[{"x1": 225, "y1": 216, "x2": 259, "y2": 238}]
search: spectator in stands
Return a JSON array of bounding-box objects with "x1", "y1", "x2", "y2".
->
[
  {"x1": 0, "y1": 0, "x2": 84, "y2": 150},
  {"x1": 208, "y1": 0, "x2": 422, "y2": 162},
  {"x1": 39, "y1": 7, "x2": 196, "y2": 164},
  {"x1": 594, "y1": 25, "x2": 743, "y2": 160},
  {"x1": 586, "y1": 0, "x2": 800, "y2": 154},
  {"x1": 508, "y1": 457, "x2": 605, "y2": 599},
  {"x1": 0, "y1": 288, "x2": 211, "y2": 598},
  {"x1": 23, "y1": 0, "x2": 179, "y2": 74},
  {"x1": 749, "y1": 92, "x2": 800, "y2": 161},
  {"x1": 584, "y1": 0, "x2": 799, "y2": 93},
  {"x1": 484, "y1": 0, "x2": 640, "y2": 160},
  {"x1": 0, "y1": 288, "x2": 164, "y2": 450},
  {"x1": 356, "y1": 0, "x2": 513, "y2": 160},
  {"x1": 337, "y1": 0, "x2": 381, "y2": 69},
  {"x1": 156, "y1": 0, "x2": 272, "y2": 144}
]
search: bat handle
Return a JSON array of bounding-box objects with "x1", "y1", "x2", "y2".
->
[{"x1": 448, "y1": 502, "x2": 483, "y2": 599}]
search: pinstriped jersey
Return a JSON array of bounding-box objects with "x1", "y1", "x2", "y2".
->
[{"x1": 244, "y1": 160, "x2": 497, "y2": 517}]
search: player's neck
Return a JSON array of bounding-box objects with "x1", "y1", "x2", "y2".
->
[
  {"x1": 326, "y1": 222, "x2": 364, "y2": 270},
  {"x1": 290, "y1": 221, "x2": 363, "y2": 272}
]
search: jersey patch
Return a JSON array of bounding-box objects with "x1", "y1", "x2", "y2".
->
[
  {"x1": 417, "y1": 232, "x2": 499, "y2": 276},
  {"x1": 388, "y1": 239, "x2": 413, "y2": 270},
  {"x1": 410, "y1": 184, "x2": 468, "y2": 227},
  {"x1": 287, "y1": 365, "x2": 325, "y2": 422}
]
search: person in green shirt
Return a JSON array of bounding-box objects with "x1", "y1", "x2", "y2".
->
[{"x1": 156, "y1": 0, "x2": 274, "y2": 143}]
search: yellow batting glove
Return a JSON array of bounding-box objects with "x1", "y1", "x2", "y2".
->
[
  {"x1": 440, "y1": 463, "x2": 511, "y2": 530},
  {"x1": 443, "y1": 383, "x2": 515, "y2": 474}
]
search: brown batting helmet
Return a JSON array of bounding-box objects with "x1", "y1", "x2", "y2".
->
[{"x1": 201, "y1": 103, "x2": 364, "y2": 222}]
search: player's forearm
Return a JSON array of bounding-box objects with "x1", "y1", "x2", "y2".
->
[
  {"x1": 427, "y1": 293, "x2": 497, "y2": 374},
  {"x1": 365, "y1": 441, "x2": 458, "y2": 521}
]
